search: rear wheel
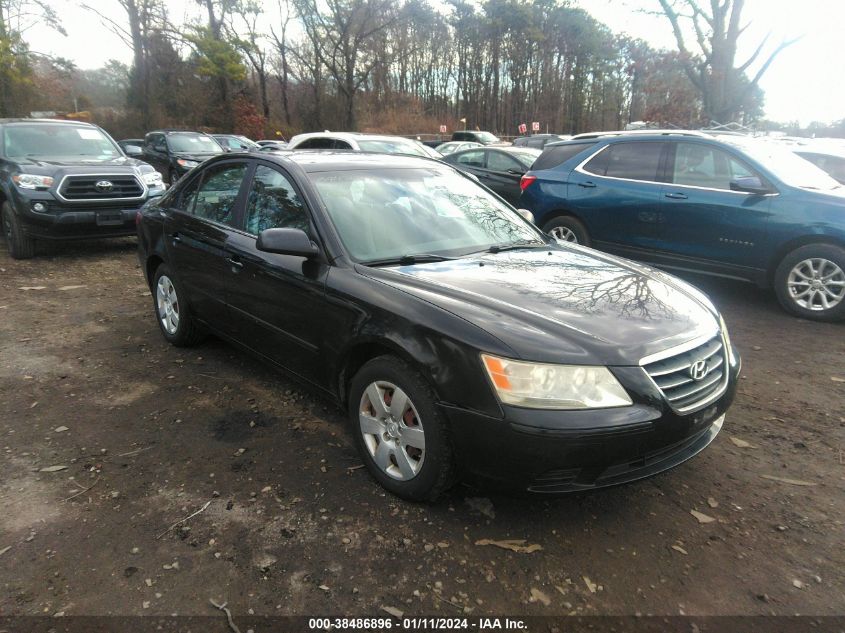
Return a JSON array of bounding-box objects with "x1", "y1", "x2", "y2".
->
[
  {"x1": 349, "y1": 356, "x2": 456, "y2": 501},
  {"x1": 543, "y1": 215, "x2": 590, "y2": 246},
  {"x1": 774, "y1": 243, "x2": 845, "y2": 322},
  {"x1": 2, "y1": 202, "x2": 36, "y2": 259},
  {"x1": 151, "y1": 264, "x2": 205, "y2": 346}
]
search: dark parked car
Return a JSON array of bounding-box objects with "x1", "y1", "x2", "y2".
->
[
  {"x1": 141, "y1": 130, "x2": 224, "y2": 185},
  {"x1": 137, "y1": 151, "x2": 738, "y2": 500},
  {"x1": 451, "y1": 130, "x2": 501, "y2": 145},
  {"x1": 443, "y1": 146, "x2": 541, "y2": 205},
  {"x1": 213, "y1": 134, "x2": 260, "y2": 152},
  {"x1": 520, "y1": 131, "x2": 845, "y2": 322},
  {"x1": 512, "y1": 134, "x2": 571, "y2": 149},
  {"x1": 118, "y1": 138, "x2": 145, "y2": 155},
  {"x1": 0, "y1": 118, "x2": 164, "y2": 259}
]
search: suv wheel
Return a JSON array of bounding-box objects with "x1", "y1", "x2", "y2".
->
[
  {"x1": 1, "y1": 202, "x2": 36, "y2": 259},
  {"x1": 774, "y1": 243, "x2": 845, "y2": 322},
  {"x1": 349, "y1": 356, "x2": 456, "y2": 501},
  {"x1": 151, "y1": 264, "x2": 205, "y2": 346},
  {"x1": 544, "y1": 215, "x2": 590, "y2": 246}
]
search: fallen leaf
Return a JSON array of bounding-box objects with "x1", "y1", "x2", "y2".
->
[
  {"x1": 760, "y1": 475, "x2": 818, "y2": 487},
  {"x1": 707, "y1": 497, "x2": 719, "y2": 508},
  {"x1": 58, "y1": 285, "x2": 86, "y2": 291},
  {"x1": 671, "y1": 544, "x2": 688, "y2": 555},
  {"x1": 730, "y1": 436, "x2": 755, "y2": 448},
  {"x1": 54, "y1": 426, "x2": 69, "y2": 433},
  {"x1": 475, "y1": 539, "x2": 542, "y2": 554},
  {"x1": 39, "y1": 465, "x2": 68, "y2": 473},
  {"x1": 690, "y1": 510, "x2": 716, "y2": 524},
  {"x1": 530, "y1": 588, "x2": 551, "y2": 606},
  {"x1": 318, "y1": 584, "x2": 330, "y2": 591},
  {"x1": 582, "y1": 576, "x2": 597, "y2": 593},
  {"x1": 381, "y1": 606, "x2": 404, "y2": 619},
  {"x1": 831, "y1": 377, "x2": 845, "y2": 383},
  {"x1": 792, "y1": 579, "x2": 804, "y2": 589},
  {"x1": 19, "y1": 286, "x2": 46, "y2": 291},
  {"x1": 0, "y1": 546, "x2": 11, "y2": 556}
]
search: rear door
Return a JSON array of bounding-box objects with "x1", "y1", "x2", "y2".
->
[
  {"x1": 223, "y1": 161, "x2": 330, "y2": 387},
  {"x1": 567, "y1": 140, "x2": 667, "y2": 250},
  {"x1": 658, "y1": 141, "x2": 772, "y2": 273},
  {"x1": 164, "y1": 160, "x2": 250, "y2": 333}
]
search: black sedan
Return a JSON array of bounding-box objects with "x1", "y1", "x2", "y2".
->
[
  {"x1": 442, "y1": 146, "x2": 541, "y2": 205},
  {"x1": 137, "y1": 151, "x2": 739, "y2": 500}
]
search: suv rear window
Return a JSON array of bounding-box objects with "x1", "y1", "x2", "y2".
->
[
  {"x1": 532, "y1": 142, "x2": 597, "y2": 171},
  {"x1": 584, "y1": 142, "x2": 664, "y2": 182}
]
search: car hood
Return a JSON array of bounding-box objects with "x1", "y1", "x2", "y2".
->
[
  {"x1": 173, "y1": 152, "x2": 220, "y2": 161},
  {"x1": 359, "y1": 246, "x2": 720, "y2": 366},
  {"x1": 13, "y1": 155, "x2": 147, "y2": 169}
]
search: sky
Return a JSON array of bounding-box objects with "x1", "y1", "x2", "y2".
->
[{"x1": 23, "y1": 0, "x2": 845, "y2": 126}]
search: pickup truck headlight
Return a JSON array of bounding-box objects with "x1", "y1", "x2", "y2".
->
[
  {"x1": 142, "y1": 171, "x2": 163, "y2": 187},
  {"x1": 12, "y1": 174, "x2": 54, "y2": 189},
  {"x1": 481, "y1": 354, "x2": 633, "y2": 409},
  {"x1": 176, "y1": 159, "x2": 199, "y2": 169}
]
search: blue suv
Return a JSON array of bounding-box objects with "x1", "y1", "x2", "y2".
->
[{"x1": 520, "y1": 131, "x2": 845, "y2": 322}]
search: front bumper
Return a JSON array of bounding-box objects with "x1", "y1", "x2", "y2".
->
[{"x1": 442, "y1": 346, "x2": 739, "y2": 492}]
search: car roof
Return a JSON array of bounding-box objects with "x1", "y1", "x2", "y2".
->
[
  {"x1": 290, "y1": 132, "x2": 418, "y2": 144},
  {"x1": 0, "y1": 118, "x2": 98, "y2": 127},
  {"x1": 256, "y1": 150, "x2": 445, "y2": 173}
]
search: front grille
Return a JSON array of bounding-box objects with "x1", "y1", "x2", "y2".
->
[
  {"x1": 45, "y1": 201, "x2": 144, "y2": 213},
  {"x1": 643, "y1": 335, "x2": 727, "y2": 412},
  {"x1": 59, "y1": 175, "x2": 144, "y2": 200}
]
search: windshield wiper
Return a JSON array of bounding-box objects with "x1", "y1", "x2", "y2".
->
[
  {"x1": 483, "y1": 240, "x2": 548, "y2": 254},
  {"x1": 364, "y1": 254, "x2": 456, "y2": 267}
]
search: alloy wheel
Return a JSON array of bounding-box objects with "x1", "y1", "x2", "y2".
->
[
  {"x1": 156, "y1": 275, "x2": 180, "y2": 334},
  {"x1": 787, "y1": 257, "x2": 845, "y2": 311},
  {"x1": 549, "y1": 226, "x2": 578, "y2": 243},
  {"x1": 358, "y1": 381, "x2": 426, "y2": 481}
]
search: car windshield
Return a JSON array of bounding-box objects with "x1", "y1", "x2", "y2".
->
[
  {"x1": 167, "y1": 133, "x2": 221, "y2": 153},
  {"x1": 3, "y1": 124, "x2": 120, "y2": 159},
  {"x1": 728, "y1": 139, "x2": 841, "y2": 191},
  {"x1": 310, "y1": 167, "x2": 544, "y2": 263},
  {"x1": 357, "y1": 139, "x2": 429, "y2": 157},
  {"x1": 476, "y1": 132, "x2": 500, "y2": 143}
]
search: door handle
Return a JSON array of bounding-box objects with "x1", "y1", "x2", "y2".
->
[
  {"x1": 578, "y1": 181, "x2": 596, "y2": 188},
  {"x1": 169, "y1": 232, "x2": 182, "y2": 244},
  {"x1": 664, "y1": 192, "x2": 688, "y2": 200},
  {"x1": 227, "y1": 256, "x2": 244, "y2": 269}
]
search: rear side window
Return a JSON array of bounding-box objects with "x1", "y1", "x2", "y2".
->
[
  {"x1": 533, "y1": 142, "x2": 597, "y2": 171},
  {"x1": 192, "y1": 162, "x2": 247, "y2": 226},
  {"x1": 584, "y1": 142, "x2": 664, "y2": 182},
  {"x1": 455, "y1": 150, "x2": 485, "y2": 168}
]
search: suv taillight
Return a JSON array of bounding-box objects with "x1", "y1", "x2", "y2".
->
[{"x1": 520, "y1": 175, "x2": 537, "y2": 191}]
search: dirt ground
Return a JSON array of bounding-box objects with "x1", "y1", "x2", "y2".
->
[{"x1": 1, "y1": 237, "x2": 843, "y2": 625}]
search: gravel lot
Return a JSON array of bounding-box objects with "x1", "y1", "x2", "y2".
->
[{"x1": 1, "y1": 238, "x2": 843, "y2": 624}]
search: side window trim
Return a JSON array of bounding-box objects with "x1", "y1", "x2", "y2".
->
[{"x1": 575, "y1": 141, "x2": 666, "y2": 184}]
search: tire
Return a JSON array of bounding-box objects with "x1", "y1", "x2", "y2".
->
[
  {"x1": 348, "y1": 356, "x2": 456, "y2": 502},
  {"x1": 151, "y1": 264, "x2": 205, "y2": 346},
  {"x1": 167, "y1": 169, "x2": 179, "y2": 186},
  {"x1": 543, "y1": 215, "x2": 590, "y2": 246},
  {"x1": 2, "y1": 202, "x2": 36, "y2": 259},
  {"x1": 774, "y1": 243, "x2": 845, "y2": 322}
]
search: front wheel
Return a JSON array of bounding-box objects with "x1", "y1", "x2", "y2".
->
[
  {"x1": 543, "y1": 215, "x2": 590, "y2": 246},
  {"x1": 348, "y1": 356, "x2": 456, "y2": 501},
  {"x1": 2, "y1": 202, "x2": 36, "y2": 259},
  {"x1": 774, "y1": 243, "x2": 845, "y2": 322}
]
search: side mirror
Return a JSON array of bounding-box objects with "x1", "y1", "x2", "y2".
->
[
  {"x1": 256, "y1": 228, "x2": 319, "y2": 258},
  {"x1": 730, "y1": 176, "x2": 771, "y2": 195},
  {"x1": 516, "y1": 208, "x2": 535, "y2": 223},
  {"x1": 124, "y1": 144, "x2": 143, "y2": 156}
]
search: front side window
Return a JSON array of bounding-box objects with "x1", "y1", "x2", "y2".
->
[
  {"x1": 245, "y1": 165, "x2": 309, "y2": 234},
  {"x1": 192, "y1": 163, "x2": 247, "y2": 226},
  {"x1": 310, "y1": 167, "x2": 543, "y2": 263},
  {"x1": 672, "y1": 142, "x2": 761, "y2": 191},
  {"x1": 3, "y1": 124, "x2": 120, "y2": 160},
  {"x1": 584, "y1": 142, "x2": 664, "y2": 182}
]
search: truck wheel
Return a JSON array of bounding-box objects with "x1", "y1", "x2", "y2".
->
[
  {"x1": 543, "y1": 215, "x2": 590, "y2": 246},
  {"x1": 774, "y1": 243, "x2": 845, "y2": 322},
  {"x1": 2, "y1": 202, "x2": 36, "y2": 259}
]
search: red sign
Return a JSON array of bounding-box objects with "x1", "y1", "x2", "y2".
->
[
  {"x1": 532, "y1": 121, "x2": 540, "y2": 132},
  {"x1": 439, "y1": 124, "x2": 447, "y2": 134},
  {"x1": 518, "y1": 123, "x2": 527, "y2": 134}
]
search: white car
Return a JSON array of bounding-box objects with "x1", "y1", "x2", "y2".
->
[
  {"x1": 287, "y1": 132, "x2": 436, "y2": 158},
  {"x1": 434, "y1": 141, "x2": 483, "y2": 155}
]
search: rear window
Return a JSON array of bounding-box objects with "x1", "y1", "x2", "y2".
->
[
  {"x1": 532, "y1": 142, "x2": 597, "y2": 171},
  {"x1": 584, "y1": 142, "x2": 664, "y2": 182}
]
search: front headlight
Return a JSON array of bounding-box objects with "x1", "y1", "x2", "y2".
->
[
  {"x1": 176, "y1": 159, "x2": 199, "y2": 169},
  {"x1": 142, "y1": 171, "x2": 163, "y2": 187},
  {"x1": 719, "y1": 314, "x2": 736, "y2": 364},
  {"x1": 12, "y1": 174, "x2": 54, "y2": 189},
  {"x1": 481, "y1": 354, "x2": 633, "y2": 409}
]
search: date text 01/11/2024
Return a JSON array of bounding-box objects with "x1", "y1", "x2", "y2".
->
[{"x1": 307, "y1": 617, "x2": 527, "y2": 630}]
